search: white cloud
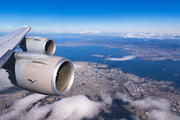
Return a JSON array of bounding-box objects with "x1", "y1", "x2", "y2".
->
[
  {"x1": 76, "y1": 31, "x2": 89, "y2": 34},
  {"x1": 20, "y1": 105, "x2": 51, "y2": 120},
  {"x1": 89, "y1": 31, "x2": 100, "y2": 33},
  {"x1": 1, "y1": 93, "x2": 112, "y2": 120},
  {"x1": 116, "y1": 92, "x2": 180, "y2": 120},
  {"x1": 52, "y1": 31, "x2": 62, "y2": 34},
  {"x1": 0, "y1": 94, "x2": 47, "y2": 120},
  {"x1": 2, "y1": 91, "x2": 179, "y2": 120},
  {"x1": 41, "y1": 32, "x2": 46, "y2": 34},
  {"x1": 147, "y1": 110, "x2": 180, "y2": 120},
  {"x1": 106, "y1": 55, "x2": 136, "y2": 61},
  {"x1": 71, "y1": 31, "x2": 100, "y2": 34},
  {"x1": 101, "y1": 93, "x2": 112, "y2": 105},
  {"x1": 0, "y1": 69, "x2": 13, "y2": 90},
  {"x1": 73, "y1": 63, "x2": 83, "y2": 69},
  {"x1": 47, "y1": 95, "x2": 103, "y2": 120},
  {"x1": 131, "y1": 98, "x2": 170, "y2": 111},
  {"x1": 116, "y1": 92, "x2": 132, "y2": 103},
  {"x1": 119, "y1": 32, "x2": 180, "y2": 40}
]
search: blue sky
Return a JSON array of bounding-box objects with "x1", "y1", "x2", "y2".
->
[{"x1": 0, "y1": 0, "x2": 180, "y2": 33}]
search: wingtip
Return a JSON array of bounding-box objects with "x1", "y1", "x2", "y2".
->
[{"x1": 23, "y1": 25, "x2": 31, "y2": 28}]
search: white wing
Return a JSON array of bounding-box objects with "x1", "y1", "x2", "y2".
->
[
  {"x1": 0, "y1": 25, "x2": 31, "y2": 68},
  {"x1": 0, "y1": 25, "x2": 74, "y2": 95}
]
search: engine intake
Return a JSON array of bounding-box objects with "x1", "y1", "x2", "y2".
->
[
  {"x1": 9, "y1": 52, "x2": 74, "y2": 95},
  {"x1": 20, "y1": 36, "x2": 56, "y2": 55},
  {"x1": 55, "y1": 61, "x2": 72, "y2": 93}
]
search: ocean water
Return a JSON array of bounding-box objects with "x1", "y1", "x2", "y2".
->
[{"x1": 55, "y1": 46, "x2": 180, "y2": 87}]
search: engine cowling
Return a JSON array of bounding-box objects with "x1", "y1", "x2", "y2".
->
[
  {"x1": 9, "y1": 52, "x2": 74, "y2": 95},
  {"x1": 20, "y1": 36, "x2": 56, "y2": 55}
]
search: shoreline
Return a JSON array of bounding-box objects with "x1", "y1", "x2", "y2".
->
[{"x1": 57, "y1": 40, "x2": 180, "y2": 61}]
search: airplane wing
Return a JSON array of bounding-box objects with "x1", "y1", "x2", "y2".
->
[
  {"x1": 0, "y1": 25, "x2": 74, "y2": 95},
  {"x1": 0, "y1": 25, "x2": 31, "y2": 68}
]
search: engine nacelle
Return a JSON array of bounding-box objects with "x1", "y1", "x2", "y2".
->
[
  {"x1": 10, "y1": 52, "x2": 74, "y2": 95},
  {"x1": 20, "y1": 36, "x2": 56, "y2": 55}
]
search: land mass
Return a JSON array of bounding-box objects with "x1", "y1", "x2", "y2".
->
[
  {"x1": 91, "y1": 54, "x2": 104, "y2": 58},
  {"x1": 57, "y1": 38, "x2": 180, "y2": 61},
  {"x1": 0, "y1": 62, "x2": 180, "y2": 120}
]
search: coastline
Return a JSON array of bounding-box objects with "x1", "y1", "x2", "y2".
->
[{"x1": 57, "y1": 39, "x2": 180, "y2": 61}]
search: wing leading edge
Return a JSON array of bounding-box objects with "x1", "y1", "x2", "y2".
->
[{"x1": 0, "y1": 25, "x2": 31, "y2": 68}]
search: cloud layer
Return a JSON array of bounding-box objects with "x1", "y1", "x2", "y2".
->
[
  {"x1": 73, "y1": 63, "x2": 83, "y2": 69},
  {"x1": 70, "y1": 31, "x2": 100, "y2": 34},
  {"x1": 0, "y1": 94, "x2": 47, "y2": 120},
  {"x1": 106, "y1": 55, "x2": 136, "y2": 61},
  {"x1": 0, "y1": 69, "x2": 13, "y2": 91},
  {"x1": 118, "y1": 32, "x2": 180, "y2": 40},
  {"x1": 0, "y1": 93, "x2": 112, "y2": 120},
  {"x1": 1, "y1": 91, "x2": 179, "y2": 120},
  {"x1": 116, "y1": 92, "x2": 180, "y2": 120},
  {"x1": 46, "y1": 95, "x2": 103, "y2": 120}
]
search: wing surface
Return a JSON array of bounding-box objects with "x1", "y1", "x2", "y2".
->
[{"x1": 0, "y1": 25, "x2": 31, "y2": 68}]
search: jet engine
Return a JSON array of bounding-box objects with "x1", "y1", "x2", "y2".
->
[
  {"x1": 0, "y1": 25, "x2": 74, "y2": 96},
  {"x1": 8, "y1": 52, "x2": 74, "y2": 95},
  {"x1": 20, "y1": 36, "x2": 56, "y2": 55}
]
